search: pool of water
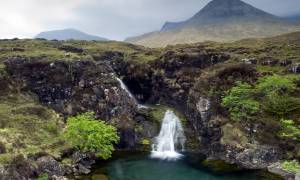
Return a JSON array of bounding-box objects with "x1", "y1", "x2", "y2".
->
[{"x1": 81, "y1": 154, "x2": 274, "y2": 180}]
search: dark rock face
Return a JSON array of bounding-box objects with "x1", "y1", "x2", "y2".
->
[
  {"x1": 72, "y1": 152, "x2": 95, "y2": 175},
  {"x1": 109, "y1": 49, "x2": 230, "y2": 106},
  {"x1": 37, "y1": 156, "x2": 71, "y2": 177},
  {"x1": 4, "y1": 57, "x2": 136, "y2": 120},
  {"x1": 0, "y1": 156, "x2": 37, "y2": 180}
]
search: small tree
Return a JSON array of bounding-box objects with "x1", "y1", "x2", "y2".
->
[
  {"x1": 222, "y1": 82, "x2": 260, "y2": 121},
  {"x1": 63, "y1": 112, "x2": 119, "y2": 159}
]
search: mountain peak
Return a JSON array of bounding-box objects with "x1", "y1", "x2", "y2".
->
[
  {"x1": 192, "y1": 0, "x2": 275, "y2": 21},
  {"x1": 161, "y1": 0, "x2": 277, "y2": 31}
]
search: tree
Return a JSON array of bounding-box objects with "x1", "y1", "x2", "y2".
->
[
  {"x1": 63, "y1": 112, "x2": 119, "y2": 159},
  {"x1": 222, "y1": 82, "x2": 260, "y2": 121}
]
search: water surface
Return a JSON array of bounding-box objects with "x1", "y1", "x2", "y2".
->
[{"x1": 90, "y1": 155, "x2": 265, "y2": 180}]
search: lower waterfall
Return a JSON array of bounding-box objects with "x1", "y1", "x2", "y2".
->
[{"x1": 151, "y1": 110, "x2": 186, "y2": 160}]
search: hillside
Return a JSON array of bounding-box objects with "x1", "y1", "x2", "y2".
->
[
  {"x1": 35, "y1": 28, "x2": 108, "y2": 41},
  {"x1": 126, "y1": 0, "x2": 300, "y2": 47}
]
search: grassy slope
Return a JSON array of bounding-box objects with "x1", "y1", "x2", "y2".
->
[
  {"x1": 0, "y1": 93, "x2": 67, "y2": 164},
  {"x1": 126, "y1": 21, "x2": 300, "y2": 48}
]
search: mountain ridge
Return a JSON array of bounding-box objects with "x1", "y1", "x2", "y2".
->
[
  {"x1": 126, "y1": 0, "x2": 300, "y2": 47},
  {"x1": 35, "y1": 28, "x2": 108, "y2": 41}
]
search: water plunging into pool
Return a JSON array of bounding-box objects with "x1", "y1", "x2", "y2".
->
[{"x1": 151, "y1": 110, "x2": 186, "y2": 160}]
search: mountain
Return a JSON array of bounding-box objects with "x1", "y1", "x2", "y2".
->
[
  {"x1": 35, "y1": 28, "x2": 108, "y2": 41},
  {"x1": 126, "y1": 0, "x2": 300, "y2": 47},
  {"x1": 285, "y1": 14, "x2": 300, "y2": 22}
]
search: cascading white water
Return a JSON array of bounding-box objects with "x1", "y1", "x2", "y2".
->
[
  {"x1": 116, "y1": 77, "x2": 148, "y2": 109},
  {"x1": 151, "y1": 110, "x2": 186, "y2": 160}
]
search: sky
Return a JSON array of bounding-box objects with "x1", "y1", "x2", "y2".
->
[{"x1": 0, "y1": 0, "x2": 300, "y2": 40}]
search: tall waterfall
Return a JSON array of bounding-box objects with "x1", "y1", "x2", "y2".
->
[
  {"x1": 116, "y1": 77, "x2": 148, "y2": 109},
  {"x1": 151, "y1": 110, "x2": 186, "y2": 160}
]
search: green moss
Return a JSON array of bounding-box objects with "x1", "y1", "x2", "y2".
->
[
  {"x1": 221, "y1": 124, "x2": 248, "y2": 149},
  {"x1": 141, "y1": 139, "x2": 150, "y2": 145},
  {"x1": 202, "y1": 159, "x2": 241, "y2": 173},
  {"x1": 36, "y1": 173, "x2": 49, "y2": 180},
  {"x1": 281, "y1": 160, "x2": 300, "y2": 173}
]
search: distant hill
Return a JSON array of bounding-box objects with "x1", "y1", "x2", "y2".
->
[
  {"x1": 126, "y1": 0, "x2": 300, "y2": 47},
  {"x1": 285, "y1": 14, "x2": 300, "y2": 22},
  {"x1": 35, "y1": 28, "x2": 108, "y2": 41}
]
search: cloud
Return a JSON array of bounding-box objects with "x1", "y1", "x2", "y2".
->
[{"x1": 0, "y1": 0, "x2": 299, "y2": 40}]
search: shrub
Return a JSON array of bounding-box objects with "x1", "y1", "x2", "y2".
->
[
  {"x1": 264, "y1": 94, "x2": 300, "y2": 117},
  {"x1": 256, "y1": 75, "x2": 296, "y2": 95},
  {"x1": 279, "y1": 119, "x2": 300, "y2": 140},
  {"x1": 222, "y1": 82, "x2": 260, "y2": 121},
  {"x1": 281, "y1": 160, "x2": 300, "y2": 173},
  {"x1": 63, "y1": 112, "x2": 119, "y2": 159}
]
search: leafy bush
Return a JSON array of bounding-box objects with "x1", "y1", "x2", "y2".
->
[
  {"x1": 257, "y1": 75, "x2": 296, "y2": 95},
  {"x1": 222, "y1": 82, "x2": 260, "y2": 121},
  {"x1": 279, "y1": 119, "x2": 300, "y2": 140},
  {"x1": 223, "y1": 75, "x2": 299, "y2": 121},
  {"x1": 63, "y1": 112, "x2": 119, "y2": 159},
  {"x1": 264, "y1": 94, "x2": 300, "y2": 117},
  {"x1": 281, "y1": 160, "x2": 300, "y2": 173}
]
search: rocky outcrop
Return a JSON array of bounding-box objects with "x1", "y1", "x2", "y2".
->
[
  {"x1": 4, "y1": 57, "x2": 137, "y2": 119},
  {"x1": 36, "y1": 156, "x2": 72, "y2": 178}
]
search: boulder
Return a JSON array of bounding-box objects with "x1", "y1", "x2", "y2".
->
[{"x1": 37, "y1": 156, "x2": 71, "y2": 177}]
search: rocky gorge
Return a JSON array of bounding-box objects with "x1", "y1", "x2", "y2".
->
[{"x1": 0, "y1": 31, "x2": 299, "y2": 179}]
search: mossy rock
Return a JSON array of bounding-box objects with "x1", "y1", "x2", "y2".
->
[
  {"x1": 221, "y1": 123, "x2": 248, "y2": 149},
  {"x1": 92, "y1": 174, "x2": 108, "y2": 180},
  {"x1": 201, "y1": 159, "x2": 241, "y2": 174}
]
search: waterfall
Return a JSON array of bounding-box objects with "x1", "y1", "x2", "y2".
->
[
  {"x1": 116, "y1": 77, "x2": 148, "y2": 109},
  {"x1": 151, "y1": 110, "x2": 186, "y2": 160}
]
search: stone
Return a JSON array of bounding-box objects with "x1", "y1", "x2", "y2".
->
[
  {"x1": 290, "y1": 63, "x2": 300, "y2": 73},
  {"x1": 196, "y1": 97, "x2": 211, "y2": 121},
  {"x1": 37, "y1": 156, "x2": 70, "y2": 177},
  {"x1": 241, "y1": 58, "x2": 257, "y2": 65},
  {"x1": 268, "y1": 162, "x2": 295, "y2": 180}
]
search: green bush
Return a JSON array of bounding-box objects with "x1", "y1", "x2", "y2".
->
[
  {"x1": 279, "y1": 119, "x2": 300, "y2": 140},
  {"x1": 222, "y1": 82, "x2": 260, "y2": 121},
  {"x1": 264, "y1": 94, "x2": 300, "y2": 117},
  {"x1": 281, "y1": 160, "x2": 300, "y2": 173},
  {"x1": 257, "y1": 75, "x2": 296, "y2": 95},
  {"x1": 63, "y1": 112, "x2": 119, "y2": 159}
]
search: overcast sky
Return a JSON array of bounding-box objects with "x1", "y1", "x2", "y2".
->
[{"x1": 0, "y1": 0, "x2": 299, "y2": 40}]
